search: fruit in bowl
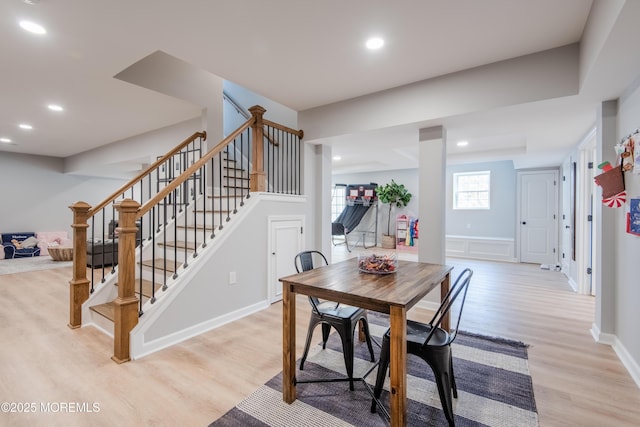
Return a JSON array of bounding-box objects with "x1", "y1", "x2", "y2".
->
[{"x1": 358, "y1": 254, "x2": 398, "y2": 274}]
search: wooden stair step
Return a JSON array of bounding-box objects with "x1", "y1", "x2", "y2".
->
[
  {"x1": 89, "y1": 302, "x2": 115, "y2": 321},
  {"x1": 207, "y1": 195, "x2": 246, "y2": 199},
  {"x1": 137, "y1": 279, "x2": 163, "y2": 298},
  {"x1": 176, "y1": 224, "x2": 214, "y2": 230},
  {"x1": 159, "y1": 240, "x2": 203, "y2": 250},
  {"x1": 194, "y1": 208, "x2": 234, "y2": 215},
  {"x1": 115, "y1": 279, "x2": 163, "y2": 299},
  {"x1": 139, "y1": 258, "x2": 180, "y2": 273}
]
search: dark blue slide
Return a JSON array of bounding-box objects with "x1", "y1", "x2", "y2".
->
[{"x1": 332, "y1": 204, "x2": 371, "y2": 252}]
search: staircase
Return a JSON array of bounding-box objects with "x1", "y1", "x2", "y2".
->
[{"x1": 68, "y1": 105, "x2": 303, "y2": 363}]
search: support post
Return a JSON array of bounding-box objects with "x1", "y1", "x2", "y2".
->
[
  {"x1": 112, "y1": 199, "x2": 140, "y2": 364},
  {"x1": 69, "y1": 201, "x2": 91, "y2": 329},
  {"x1": 249, "y1": 105, "x2": 267, "y2": 192}
]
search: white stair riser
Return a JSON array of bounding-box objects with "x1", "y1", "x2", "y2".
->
[{"x1": 89, "y1": 310, "x2": 114, "y2": 337}]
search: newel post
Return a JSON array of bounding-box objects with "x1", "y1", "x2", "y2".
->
[
  {"x1": 112, "y1": 199, "x2": 140, "y2": 364},
  {"x1": 249, "y1": 105, "x2": 267, "y2": 192},
  {"x1": 69, "y1": 201, "x2": 91, "y2": 329}
]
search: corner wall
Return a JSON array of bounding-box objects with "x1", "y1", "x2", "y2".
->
[
  {"x1": 610, "y1": 78, "x2": 640, "y2": 385},
  {"x1": 0, "y1": 152, "x2": 125, "y2": 232}
]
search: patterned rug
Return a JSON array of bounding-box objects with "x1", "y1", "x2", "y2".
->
[{"x1": 210, "y1": 314, "x2": 538, "y2": 426}]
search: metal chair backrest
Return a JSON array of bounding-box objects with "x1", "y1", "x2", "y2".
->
[
  {"x1": 422, "y1": 268, "x2": 473, "y2": 348},
  {"x1": 294, "y1": 250, "x2": 328, "y2": 273},
  {"x1": 294, "y1": 250, "x2": 330, "y2": 314}
]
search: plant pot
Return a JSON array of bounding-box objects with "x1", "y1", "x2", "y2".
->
[{"x1": 381, "y1": 234, "x2": 396, "y2": 249}]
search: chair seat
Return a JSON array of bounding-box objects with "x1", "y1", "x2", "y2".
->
[
  {"x1": 316, "y1": 302, "x2": 364, "y2": 319},
  {"x1": 383, "y1": 320, "x2": 451, "y2": 348},
  {"x1": 406, "y1": 319, "x2": 451, "y2": 347}
]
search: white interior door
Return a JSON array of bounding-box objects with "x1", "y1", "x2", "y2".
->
[
  {"x1": 269, "y1": 217, "x2": 303, "y2": 303},
  {"x1": 518, "y1": 170, "x2": 559, "y2": 265}
]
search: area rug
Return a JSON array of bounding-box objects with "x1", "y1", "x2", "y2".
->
[
  {"x1": 209, "y1": 314, "x2": 538, "y2": 426},
  {"x1": 0, "y1": 256, "x2": 72, "y2": 275}
]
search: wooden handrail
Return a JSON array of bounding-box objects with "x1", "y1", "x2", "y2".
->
[
  {"x1": 89, "y1": 131, "x2": 207, "y2": 216},
  {"x1": 263, "y1": 119, "x2": 304, "y2": 140},
  {"x1": 138, "y1": 119, "x2": 255, "y2": 218},
  {"x1": 71, "y1": 103, "x2": 304, "y2": 363}
]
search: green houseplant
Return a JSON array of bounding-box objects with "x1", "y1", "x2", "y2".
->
[{"x1": 376, "y1": 180, "x2": 412, "y2": 248}]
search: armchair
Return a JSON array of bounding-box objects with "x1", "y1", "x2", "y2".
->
[{"x1": 1, "y1": 233, "x2": 41, "y2": 259}]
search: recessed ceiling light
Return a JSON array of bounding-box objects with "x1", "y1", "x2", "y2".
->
[
  {"x1": 456, "y1": 141, "x2": 469, "y2": 147},
  {"x1": 365, "y1": 37, "x2": 384, "y2": 50},
  {"x1": 0, "y1": 137, "x2": 13, "y2": 143},
  {"x1": 19, "y1": 20, "x2": 46, "y2": 35},
  {"x1": 48, "y1": 104, "x2": 64, "y2": 112},
  {"x1": 333, "y1": 156, "x2": 342, "y2": 161},
  {"x1": 19, "y1": 123, "x2": 33, "y2": 130}
]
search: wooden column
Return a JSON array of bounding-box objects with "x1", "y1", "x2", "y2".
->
[
  {"x1": 68, "y1": 201, "x2": 91, "y2": 329},
  {"x1": 112, "y1": 199, "x2": 140, "y2": 364},
  {"x1": 249, "y1": 105, "x2": 267, "y2": 192}
]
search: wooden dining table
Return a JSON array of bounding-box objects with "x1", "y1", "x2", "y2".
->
[{"x1": 280, "y1": 257, "x2": 453, "y2": 427}]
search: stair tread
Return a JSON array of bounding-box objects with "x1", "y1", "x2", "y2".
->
[
  {"x1": 89, "y1": 302, "x2": 115, "y2": 321},
  {"x1": 159, "y1": 240, "x2": 203, "y2": 249},
  {"x1": 176, "y1": 224, "x2": 215, "y2": 230},
  {"x1": 114, "y1": 278, "x2": 163, "y2": 299},
  {"x1": 139, "y1": 258, "x2": 180, "y2": 273},
  {"x1": 137, "y1": 279, "x2": 163, "y2": 298}
]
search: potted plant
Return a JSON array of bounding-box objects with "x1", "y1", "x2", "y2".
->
[{"x1": 376, "y1": 180, "x2": 412, "y2": 248}]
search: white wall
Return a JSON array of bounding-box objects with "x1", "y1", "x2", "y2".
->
[
  {"x1": 64, "y1": 118, "x2": 203, "y2": 178},
  {"x1": 300, "y1": 45, "x2": 579, "y2": 141},
  {"x1": 0, "y1": 152, "x2": 125, "y2": 232},
  {"x1": 612, "y1": 76, "x2": 640, "y2": 377},
  {"x1": 223, "y1": 80, "x2": 298, "y2": 131},
  {"x1": 446, "y1": 161, "x2": 517, "y2": 238},
  {"x1": 138, "y1": 194, "x2": 309, "y2": 347},
  {"x1": 333, "y1": 161, "x2": 517, "y2": 244}
]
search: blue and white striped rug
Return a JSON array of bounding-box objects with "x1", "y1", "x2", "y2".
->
[{"x1": 210, "y1": 314, "x2": 538, "y2": 426}]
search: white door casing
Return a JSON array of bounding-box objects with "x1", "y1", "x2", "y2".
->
[
  {"x1": 561, "y1": 159, "x2": 573, "y2": 274},
  {"x1": 518, "y1": 170, "x2": 559, "y2": 265},
  {"x1": 268, "y1": 216, "x2": 304, "y2": 303}
]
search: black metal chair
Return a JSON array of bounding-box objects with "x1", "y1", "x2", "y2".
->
[
  {"x1": 370, "y1": 268, "x2": 473, "y2": 426},
  {"x1": 295, "y1": 250, "x2": 376, "y2": 391}
]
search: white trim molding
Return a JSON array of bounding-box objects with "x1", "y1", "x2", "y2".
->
[
  {"x1": 132, "y1": 300, "x2": 269, "y2": 360},
  {"x1": 591, "y1": 323, "x2": 640, "y2": 389},
  {"x1": 446, "y1": 235, "x2": 516, "y2": 262}
]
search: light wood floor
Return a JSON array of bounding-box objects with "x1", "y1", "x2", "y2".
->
[{"x1": 0, "y1": 249, "x2": 639, "y2": 426}]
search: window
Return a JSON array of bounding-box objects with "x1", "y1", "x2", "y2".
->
[
  {"x1": 331, "y1": 185, "x2": 346, "y2": 221},
  {"x1": 453, "y1": 171, "x2": 490, "y2": 209}
]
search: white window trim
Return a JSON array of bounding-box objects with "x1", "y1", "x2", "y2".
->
[{"x1": 453, "y1": 170, "x2": 491, "y2": 210}]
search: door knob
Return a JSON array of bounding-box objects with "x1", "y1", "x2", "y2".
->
[{"x1": 521, "y1": 221, "x2": 526, "y2": 225}]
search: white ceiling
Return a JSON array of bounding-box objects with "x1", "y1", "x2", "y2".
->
[{"x1": 2, "y1": 0, "x2": 636, "y2": 174}]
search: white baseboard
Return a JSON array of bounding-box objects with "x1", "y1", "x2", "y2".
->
[
  {"x1": 131, "y1": 300, "x2": 269, "y2": 360},
  {"x1": 446, "y1": 235, "x2": 516, "y2": 262},
  {"x1": 591, "y1": 323, "x2": 640, "y2": 389},
  {"x1": 612, "y1": 336, "x2": 640, "y2": 389}
]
